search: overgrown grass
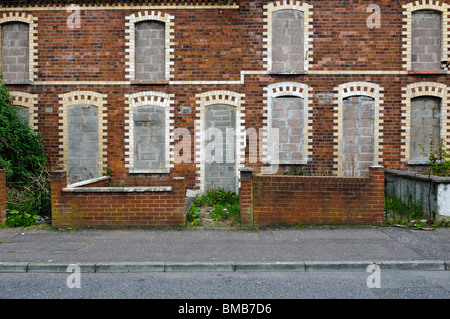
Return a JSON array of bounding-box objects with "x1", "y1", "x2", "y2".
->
[
  {"x1": 383, "y1": 195, "x2": 450, "y2": 228},
  {"x1": 189, "y1": 188, "x2": 241, "y2": 225}
]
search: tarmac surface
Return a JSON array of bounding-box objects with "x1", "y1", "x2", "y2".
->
[{"x1": 0, "y1": 225, "x2": 449, "y2": 273}]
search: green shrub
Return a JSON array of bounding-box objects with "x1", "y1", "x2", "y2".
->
[
  {"x1": 0, "y1": 78, "x2": 50, "y2": 222},
  {"x1": 6, "y1": 209, "x2": 41, "y2": 227},
  {"x1": 210, "y1": 204, "x2": 227, "y2": 222},
  {"x1": 186, "y1": 203, "x2": 201, "y2": 224},
  {"x1": 191, "y1": 188, "x2": 241, "y2": 224}
]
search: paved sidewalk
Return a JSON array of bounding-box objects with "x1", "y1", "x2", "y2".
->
[{"x1": 0, "y1": 226, "x2": 449, "y2": 272}]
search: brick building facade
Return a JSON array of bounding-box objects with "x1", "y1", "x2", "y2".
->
[{"x1": 1, "y1": 0, "x2": 449, "y2": 194}]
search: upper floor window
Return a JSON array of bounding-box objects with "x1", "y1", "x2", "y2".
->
[
  {"x1": 272, "y1": 9, "x2": 304, "y2": 73},
  {"x1": 412, "y1": 10, "x2": 442, "y2": 71},
  {"x1": 264, "y1": 1, "x2": 313, "y2": 74},
  {"x1": 125, "y1": 11, "x2": 174, "y2": 83},
  {"x1": 1, "y1": 22, "x2": 29, "y2": 83},
  {"x1": 403, "y1": 1, "x2": 449, "y2": 72},
  {"x1": 0, "y1": 13, "x2": 37, "y2": 84},
  {"x1": 135, "y1": 20, "x2": 166, "y2": 82}
]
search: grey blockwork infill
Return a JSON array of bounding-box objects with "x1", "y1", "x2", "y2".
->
[
  {"x1": 272, "y1": 97, "x2": 304, "y2": 164},
  {"x1": 68, "y1": 104, "x2": 99, "y2": 183},
  {"x1": 410, "y1": 96, "x2": 441, "y2": 161},
  {"x1": 272, "y1": 9, "x2": 304, "y2": 73},
  {"x1": 204, "y1": 104, "x2": 237, "y2": 193},
  {"x1": 343, "y1": 96, "x2": 375, "y2": 177},
  {"x1": 1, "y1": 22, "x2": 29, "y2": 83},
  {"x1": 133, "y1": 105, "x2": 166, "y2": 170},
  {"x1": 412, "y1": 10, "x2": 442, "y2": 71},
  {"x1": 13, "y1": 105, "x2": 30, "y2": 124},
  {"x1": 135, "y1": 20, "x2": 166, "y2": 82}
]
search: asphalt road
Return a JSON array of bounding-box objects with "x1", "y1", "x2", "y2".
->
[{"x1": 1, "y1": 270, "x2": 449, "y2": 300}]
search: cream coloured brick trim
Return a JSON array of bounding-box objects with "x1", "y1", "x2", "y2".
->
[
  {"x1": 401, "y1": 82, "x2": 449, "y2": 162},
  {"x1": 125, "y1": 11, "x2": 174, "y2": 82},
  {"x1": 263, "y1": 82, "x2": 312, "y2": 165},
  {"x1": 194, "y1": 90, "x2": 245, "y2": 192},
  {"x1": 0, "y1": 12, "x2": 38, "y2": 82},
  {"x1": 9, "y1": 91, "x2": 38, "y2": 130},
  {"x1": 58, "y1": 91, "x2": 108, "y2": 178},
  {"x1": 402, "y1": 1, "x2": 449, "y2": 71},
  {"x1": 124, "y1": 91, "x2": 175, "y2": 173},
  {"x1": 32, "y1": 70, "x2": 410, "y2": 86},
  {"x1": 263, "y1": 1, "x2": 314, "y2": 72},
  {"x1": 333, "y1": 82, "x2": 385, "y2": 176}
]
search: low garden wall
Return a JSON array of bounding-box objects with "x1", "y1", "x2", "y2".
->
[
  {"x1": 385, "y1": 169, "x2": 450, "y2": 223},
  {"x1": 240, "y1": 166, "x2": 385, "y2": 228},
  {"x1": 0, "y1": 169, "x2": 6, "y2": 224},
  {"x1": 50, "y1": 170, "x2": 186, "y2": 228}
]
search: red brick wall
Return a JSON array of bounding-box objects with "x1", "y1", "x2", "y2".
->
[
  {"x1": 241, "y1": 166, "x2": 385, "y2": 227},
  {"x1": 50, "y1": 170, "x2": 186, "y2": 228},
  {"x1": 0, "y1": 169, "x2": 6, "y2": 224},
  {"x1": 1, "y1": 0, "x2": 448, "y2": 191}
]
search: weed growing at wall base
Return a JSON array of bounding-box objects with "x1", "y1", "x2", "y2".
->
[{"x1": 420, "y1": 137, "x2": 450, "y2": 177}]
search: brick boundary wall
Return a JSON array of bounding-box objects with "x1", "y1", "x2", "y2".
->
[
  {"x1": 240, "y1": 166, "x2": 385, "y2": 228},
  {"x1": 0, "y1": 169, "x2": 6, "y2": 224},
  {"x1": 50, "y1": 170, "x2": 185, "y2": 228}
]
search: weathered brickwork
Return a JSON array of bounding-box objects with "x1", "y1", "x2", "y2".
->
[
  {"x1": 0, "y1": 0, "x2": 448, "y2": 228},
  {"x1": 50, "y1": 170, "x2": 185, "y2": 228},
  {"x1": 240, "y1": 166, "x2": 385, "y2": 227}
]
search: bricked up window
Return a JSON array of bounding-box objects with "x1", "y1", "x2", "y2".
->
[
  {"x1": 342, "y1": 96, "x2": 375, "y2": 177},
  {"x1": 67, "y1": 104, "x2": 99, "y2": 183},
  {"x1": 1, "y1": 22, "x2": 29, "y2": 83},
  {"x1": 411, "y1": 10, "x2": 442, "y2": 71},
  {"x1": 272, "y1": 9, "x2": 304, "y2": 73},
  {"x1": 272, "y1": 96, "x2": 305, "y2": 164},
  {"x1": 135, "y1": 21, "x2": 166, "y2": 82},
  {"x1": 133, "y1": 105, "x2": 166, "y2": 170},
  {"x1": 410, "y1": 96, "x2": 441, "y2": 161}
]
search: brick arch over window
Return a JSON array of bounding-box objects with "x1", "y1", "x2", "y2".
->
[
  {"x1": 58, "y1": 91, "x2": 107, "y2": 181},
  {"x1": 402, "y1": 1, "x2": 449, "y2": 71},
  {"x1": 0, "y1": 12, "x2": 38, "y2": 83},
  {"x1": 333, "y1": 82, "x2": 385, "y2": 176},
  {"x1": 125, "y1": 11, "x2": 174, "y2": 82},
  {"x1": 263, "y1": 1, "x2": 314, "y2": 73},
  {"x1": 124, "y1": 91, "x2": 175, "y2": 173},
  {"x1": 9, "y1": 91, "x2": 38, "y2": 130},
  {"x1": 401, "y1": 82, "x2": 449, "y2": 163},
  {"x1": 194, "y1": 90, "x2": 245, "y2": 192},
  {"x1": 263, "y1": 82, "x2": 313, "y2": 165}
]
